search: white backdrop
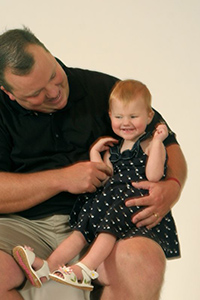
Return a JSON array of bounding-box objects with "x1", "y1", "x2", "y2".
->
[{"x1": 1, "y1": 1, "x2": 200, "y2": 299}]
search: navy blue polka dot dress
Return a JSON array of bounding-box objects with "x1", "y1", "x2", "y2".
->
[{"x1": 70, "y1": 133, "x2": 180, "y2": 259}]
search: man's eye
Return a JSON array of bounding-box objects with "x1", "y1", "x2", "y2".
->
[
  {"x1": 29, "y1": 91, "x2": 40, "y2": 98},
  {"x1": 51, "y1": 72, "x2": 56, "y2": 80},
  {"x1": 33, "y1": 93, "x2": 40, "y2": 97}
]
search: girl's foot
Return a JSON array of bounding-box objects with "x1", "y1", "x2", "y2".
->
[
  {"x1": 53, "y1": 264, "x2": 83, "y2": 281},
  {"x1": 49, "y1": 262, "x2": 99, "y2": 291},
  {"x1": 13, "y1": 245, "x2": 50, "y2": 287}
]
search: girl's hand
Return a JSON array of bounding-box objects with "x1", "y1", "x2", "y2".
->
[
  {"x1": 153, "y1": 124, "x2": 168, "y2": 141},
  {"x1": 91, "y1": 137, "x2": 119, "y2": 153}
]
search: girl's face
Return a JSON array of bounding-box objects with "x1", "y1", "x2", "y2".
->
[{"x1": 109, "y1": 96, "x2": 153, "y2": 142}]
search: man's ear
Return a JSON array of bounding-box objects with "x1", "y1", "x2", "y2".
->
[{"x1": 0, "y1": 86, "x2": 15, "y2": 101}]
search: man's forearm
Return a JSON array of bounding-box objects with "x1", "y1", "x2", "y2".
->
[
  {"x1": 0, "y1": 169, "x2": 62, "y2": 213},
  {"x1": 165, "y1": 143, "x2": 187, "y2": 189},
  {"x1": 0, "y1": 160, "x2": 112, "y2": 213}
]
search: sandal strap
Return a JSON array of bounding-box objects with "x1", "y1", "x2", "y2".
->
[
  {"x1": 35, "y1": 260, "x2": 50, "y2": 280},
  {"x1": 76, "y1": 262, "x2": 99, "y2": 280},
  {"x1": 24, "y1": 247, "x2": 36, "y2": 265}
]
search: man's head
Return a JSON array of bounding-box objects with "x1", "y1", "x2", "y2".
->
[
  {"x1": 0, "y1": 27, "x2": 49, "y2": 92},
  {"x1": 0, "y1": 27, "x2": 69, "y2": 113}
]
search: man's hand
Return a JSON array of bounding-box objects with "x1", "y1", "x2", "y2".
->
[
  {"x1": 125, "y1": 179, "x2": 181, "y2": 229},
  {"x1": 60, "y1": 161, "x2": 113, "y2": 194}
]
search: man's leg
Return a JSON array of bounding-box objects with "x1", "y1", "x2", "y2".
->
[
  {"x1": 0, "y1": 250, "x2": 24, "y2": 299},
  {"x1": 97, "y1": 237, "x2": 166, "y2": 300}
]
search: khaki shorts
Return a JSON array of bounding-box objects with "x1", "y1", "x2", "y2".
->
[{"x1": 0, "y1": 214, "x2": 73, "y2": 259}]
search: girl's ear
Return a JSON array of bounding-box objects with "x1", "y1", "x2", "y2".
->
[
  {"x1": 0, "y1": 86, "x2": 16, "y2": 101},
  {"x1": 147, "y1": 109, "x2": 154, "y2": 124}
]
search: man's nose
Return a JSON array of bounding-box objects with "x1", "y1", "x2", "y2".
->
[{"x1": 45, "y1": 83, "x2": 59, "y2": 99}]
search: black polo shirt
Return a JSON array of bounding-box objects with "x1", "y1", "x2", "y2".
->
[{"x1": 0, "y1": 60, "x2": 177, "y2": 219}]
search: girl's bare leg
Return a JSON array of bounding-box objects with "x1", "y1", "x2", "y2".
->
[
  {"x1": 69, "y1": 233, "x2": 116, "y2": 280},
  {"x1": 24, "y1": 231, "x2": 87, "y2": 282},
  {"x1": 47, "y1": 231, "x2": 87, "y2": 271}
]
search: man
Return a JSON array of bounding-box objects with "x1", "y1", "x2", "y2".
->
[{"x1": 0, "y1": 27, "x2": 187, "y2": 300}]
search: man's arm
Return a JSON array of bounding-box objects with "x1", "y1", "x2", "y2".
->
[
  {"x1": 125, "y1": 144, "x2": 187, "y2": 229},
  {"x1": 0, "y1": 161, "x2": 112, "y2": 213},
  {"x1": 165, "y1": 143, "x2": 187, "y2": 186}
]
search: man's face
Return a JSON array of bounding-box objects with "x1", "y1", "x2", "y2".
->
[{"x1": 1, "y1": 45, "x2": 69, "y2": 113}]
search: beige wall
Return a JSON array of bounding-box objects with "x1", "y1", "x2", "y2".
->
[{"x1": 1, "y1": 1, "x2": 200, "y2": 299}]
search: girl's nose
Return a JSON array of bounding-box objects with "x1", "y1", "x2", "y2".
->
[{"x1": 122, "y1": 117, "x2": 130, "y2": 125}]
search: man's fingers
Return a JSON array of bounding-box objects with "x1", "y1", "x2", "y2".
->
[
  {"x1": 95, "y1": 162, "x2": 112, "y2": 176},
  {"x1": 131, "y1": 180, "x2": 151, "y2": 190},
  {"x1": 132, "y1": 209, "x2": 161, "y2": 228},
  {"x1": 86, "y1": 162, "x2": 112, "y2": 191},
  {"x1": 131, "y1": 207, "x2": 151, "y2": 223},
  {"x1": 126, "y1": 194, "x2": 150, "y2": 208}
]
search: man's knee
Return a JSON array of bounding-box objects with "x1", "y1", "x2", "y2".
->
[
  {"x1": 116, "y1": 237, "x2": 166, "y2": 284},
  {"x1": 97, "y1": 237, "x2": 166, "y2": 290},
  {"x1": 0, "y1": 250, "x2": 25, "y2": 291}
]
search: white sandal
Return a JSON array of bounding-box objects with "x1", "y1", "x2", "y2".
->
[
  {"x1": 49, "y1": 262, "x2": 99, "y2": 291},
  {"x1": 13, "y1": 245, "x2": 50, "y2": 288}
]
